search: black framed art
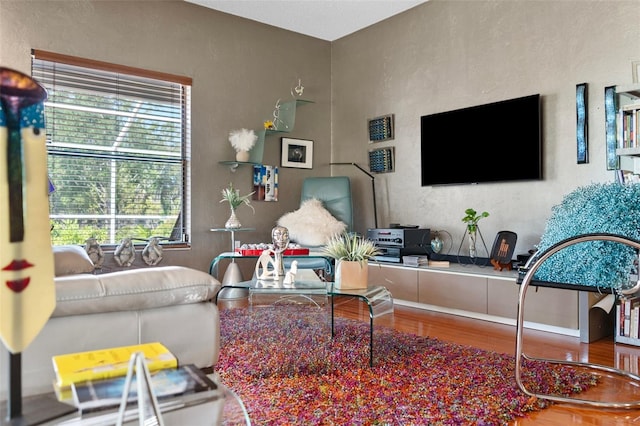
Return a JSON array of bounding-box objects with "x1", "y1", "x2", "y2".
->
[
  {"x1": 281, "y1": 138, "x2": 313, "y2": 169},
  {"x1": 576, "y1": 83, "x2": 588, "y2": 164},
  {"x1": 604, "y1": 85, "x2": 619, "y2": 170}
]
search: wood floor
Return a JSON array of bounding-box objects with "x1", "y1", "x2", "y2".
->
[{"x1": 220, "y1": 297, "x2": 640, "y2": 425}]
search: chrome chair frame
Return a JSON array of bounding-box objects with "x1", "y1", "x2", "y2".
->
[{"x1": 516, "y1": 233, "x2": 640, "y2": 408}]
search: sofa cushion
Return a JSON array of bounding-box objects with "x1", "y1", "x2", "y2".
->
[
  {"x1": 53, "y1": 266, "x2": 220, "y2": 317},
  {"x1": 53, "y1": 245, "x2": 95, "y2": 276},
  {"x1": 277, "y1": 198, "x2": 347, "y2": 246}
]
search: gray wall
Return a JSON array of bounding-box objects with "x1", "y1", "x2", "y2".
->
[
  {"x1": 332, "y1": 0, "x2": 640, "y2": 256},
  {"x1": 2, "y1": 0, "x2": 639, "y2": 269},
  {"x1": 0, "y1": 0, "x2": 331, "y2": 272}
]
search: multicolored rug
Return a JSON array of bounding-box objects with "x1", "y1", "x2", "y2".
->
[{"x1": 216, "y1": 306, "x2": 598, "y2": 425}]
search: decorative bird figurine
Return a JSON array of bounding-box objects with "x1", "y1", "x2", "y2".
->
[
  {"x1": 142, "y1": 237, "x2": 164, "y2": 266},
  {"x1": 114, "y1": 237, "x2": 136, "y2": 267},
  {"x1": 84, "y1": 237, "x2": 104, "y2": 269}
]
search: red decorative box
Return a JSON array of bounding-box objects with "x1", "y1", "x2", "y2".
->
[{"x1": 236, "y1": 248, "x2": 310, "y2": 256}]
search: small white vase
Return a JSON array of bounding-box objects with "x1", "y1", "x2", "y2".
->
[
  {"x1": 235, "y1": 150, "x2": 250, "y2": 162},
  {"x1": 225, "y1": 208, "x2": 241, "y2": 229}
]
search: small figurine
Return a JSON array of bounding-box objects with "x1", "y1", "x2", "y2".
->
[
  {"x1": 255, "y1": 249, "x2": 277, "y2": 280},
  {"x1": 283, "y1": 260, "x2": 298, "y2": 286},
  {"x1": 291, "y1": 79, "x2": 304, "y2": 98},
  {"x1": 84, "y1": 237, "x2": 104, "y2": 269},
  {"x1": 142, "y1": 237, "x2": 163, "y2": 266},
  {"x1": 271, "y1": 226, "x2": 290, "y2": 277},
  {"x1": 114, "y1": 237, "x2": 136, "y2": 267}
]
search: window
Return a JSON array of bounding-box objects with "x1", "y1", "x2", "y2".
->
[{"x1": 31, "y1": 50, "x2": 191, "y2": 247}]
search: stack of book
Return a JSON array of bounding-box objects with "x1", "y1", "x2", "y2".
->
[
  {"x1": 52, "y1": 342, "x2": 178, "y2": 392},
  {"x1": 51, "y1": 342, "x2": 220, "y2": 417},
  {"x1": 72, "y1": 363, "x2": 218, "y2": 414},
  {"x1": 402, "y1": 256, "x2": 429, "y2": 267}
]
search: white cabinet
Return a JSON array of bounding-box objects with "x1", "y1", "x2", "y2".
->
[
  {"x1": 368, "y1": 262, "x2": 582, "y2": 336},
  {"x1": 368, "y1": 264, "x2": 418, "y2": 302},
  {"x1": 418, "y1": 270, "x2": 487, "y2": 313}
]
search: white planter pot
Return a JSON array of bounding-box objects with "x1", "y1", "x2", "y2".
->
[{"x1": 235, "y1": 150, "x2": 250, "y2": 162}]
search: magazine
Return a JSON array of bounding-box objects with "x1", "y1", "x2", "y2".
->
[{"x1": 72, "y1": 364, "x2": 217, "y2": 413}]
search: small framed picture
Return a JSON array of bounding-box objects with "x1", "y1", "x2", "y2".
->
[
  {"x1": 368, "y1": 114, "x2": 394, "y2": 143},
  {"x1": 281, "y1": 137, "x2": 313, "y2": 169}
]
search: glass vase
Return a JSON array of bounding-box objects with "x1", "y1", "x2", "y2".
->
[
  {"x1": 225, "y1": 208, "x2": 241, "y2": 229},
  {"x1": 468, "y1": 230, "x2": 477, "y2": 258}
]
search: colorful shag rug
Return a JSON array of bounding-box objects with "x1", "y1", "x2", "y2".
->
[{"x1": 216, "y1": 306, "x2": 598, "y2": 425}]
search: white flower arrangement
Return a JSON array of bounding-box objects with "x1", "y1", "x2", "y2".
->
[{"x1": 228, "y1": 128, "x2": 257, "y2": 153}]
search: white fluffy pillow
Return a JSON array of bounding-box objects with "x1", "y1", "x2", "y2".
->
[
  {"x1": 277, "y1": 198, "x2": 347, "y2": 247},
  {"x1": 53, "y1": 245, "x2": 95, "y2": 276}
]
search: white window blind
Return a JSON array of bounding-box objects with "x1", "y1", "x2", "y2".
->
[{"x1": 31, "y1": 50, "x2": 191, "y2": 246}]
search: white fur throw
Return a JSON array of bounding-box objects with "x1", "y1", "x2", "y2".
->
[{"x1": 277, "y1": 198, "x2": 347, "y2": 247}]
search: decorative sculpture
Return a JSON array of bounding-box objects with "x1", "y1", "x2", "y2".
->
[
  {"x1": 142, "y1": 237, "x2": 164, "y2": 266},
  {"x1": 84, "y1": 237, "x2": 104, "y2": 269},
  {"x1": 114, "y1": 237, "x2": 136, "y2": 267},
  {"x1": 271, "y1": 225, "x2": 290, "y2": 277},
  {"x1": 283, "y1": 260, "x2": 298, "y2": 286},
  {"x1": 254, "y1": 226, "x2": 293, "y2": 281},
  {"x1": 255, "y1": 249, "x2": 276, "y2": 280},
  {"x1": 291, "y1": 79, "x2": 304, "y2": 98},
  {"x1": 0, "y1": 67, "x2": 56, "y2": 353},
  {"x1": 0, "y1": 67, "x2": 73, "y2": 421}
]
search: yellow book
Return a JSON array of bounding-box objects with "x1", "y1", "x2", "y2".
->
[
  {"x1": 53, "y1": 382, "x2": 74, "y2": 403},
  {"x1": 52, "y1": 342, "x2": 177, "y2": 388}
]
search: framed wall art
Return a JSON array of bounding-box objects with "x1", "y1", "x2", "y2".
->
[
  {"x1": 281, "y1": 138, "x2": 313, "y2": 169},
  {"x1": 368, "y1": 147, "x2": 395, "y2": 173},
  {"x1": 576, "y1": 83, "x2": 588, "y2": 164},
  {"x1": 604, "y1": 86, "x2": 619, "y2": 170},
  {"x1": 368, "y1": 114, "x2": 394, "y2": 142}
]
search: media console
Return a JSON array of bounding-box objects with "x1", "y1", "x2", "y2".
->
[{"x1": 368, "y1": 262, "x2": 612, "y2": 343}]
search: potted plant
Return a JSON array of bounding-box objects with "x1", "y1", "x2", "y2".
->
[
  {"x1": 461, "y1": 208, "x2": 489, "y2": 258},
  {"x1": 228, "y1": 128, "x2": 257, "y2": 162},
  {"x1": 220, "y1": 182, "x2": 255, "y2": 229},
  {"x1": 322, "y1": 232, "x2": 381, "y2": 289}
]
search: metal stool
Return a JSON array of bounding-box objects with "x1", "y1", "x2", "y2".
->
[{"x1": 516, "y1": 233, "x2": 640, "y2": 408}]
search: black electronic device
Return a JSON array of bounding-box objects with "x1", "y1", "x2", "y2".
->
[
  {"x1": 420, "y1": 94, "x2": 542, "y2": 186},
  {"x1": 367, "y1": 228, "x2": 430, "y2": 263}
]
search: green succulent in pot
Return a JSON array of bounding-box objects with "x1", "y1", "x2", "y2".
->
[
  {"x1": 323, "y1": 232, "x2": 380, "y2": 290},
  {"x1": 322, "y1": 232, "x2": 381, "y2": 265}
]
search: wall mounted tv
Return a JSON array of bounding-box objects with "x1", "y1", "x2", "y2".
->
[{"x1": 420, "y1": 94, "x2": 542, "y2": 186}]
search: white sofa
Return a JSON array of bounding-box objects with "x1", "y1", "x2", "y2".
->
[{"x1": 0, "y1": 246, "x2": 221, "y2": 398}]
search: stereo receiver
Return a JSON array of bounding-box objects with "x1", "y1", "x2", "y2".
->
[{"x1": 366, "y1": 228, "x2": 431, "y2": 263}]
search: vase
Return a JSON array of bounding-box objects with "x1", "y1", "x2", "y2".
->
[
  {"x1": 431, "y1": 236, "x2": 443, "y2": 253},
  {"x1": 468, "y1": 230, "x2": 477, "y2": 258},
  {"x1": 335, "y1": 260, "x2": 369, "y2": 290},
  {"x1": 235, "y1": 150, "x2": 250, "y2": 162},
  {"x1": 225, "y1": 208, "x2": 241, "y2": 229}
]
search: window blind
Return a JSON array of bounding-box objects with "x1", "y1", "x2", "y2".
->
[{"x1": 31, "y1": 50, "x2": 191, "y2": 246}]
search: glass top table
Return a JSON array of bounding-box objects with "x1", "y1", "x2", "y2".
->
[
  {"x1": 39, "y1": 376, "x2": 249, "y2": 425},
  {"x1": 209, "y1": 252, "x2": 333, "y2": 281},
  {"x1": 215, "y1": 275, "x2": 394, "y2": 366}
]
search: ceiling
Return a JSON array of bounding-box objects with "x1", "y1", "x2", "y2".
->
[{"x1": 185, "y1": 0, "x2": 428, "y2": 41}]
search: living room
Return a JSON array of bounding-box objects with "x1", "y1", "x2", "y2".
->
[
  {"x1": 3, "y1": 0, "x2": 639, "y2": 273},
  {"x1": 3, "y1": 1, "x2": 640, "y2": 423}
]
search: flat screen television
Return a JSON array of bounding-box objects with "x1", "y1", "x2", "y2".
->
[{"x1": 421, "y1": 94, "x2": 542, "y2": 186}]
